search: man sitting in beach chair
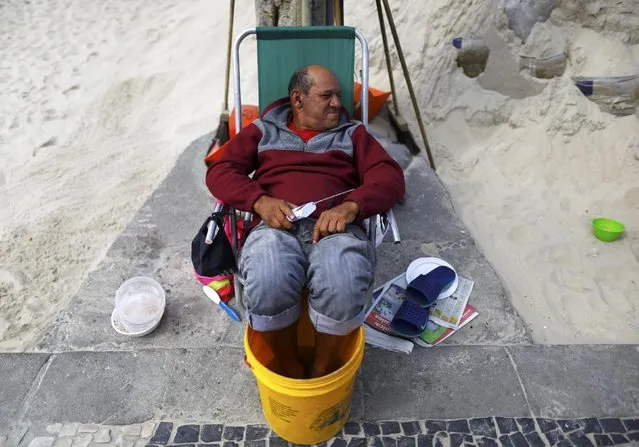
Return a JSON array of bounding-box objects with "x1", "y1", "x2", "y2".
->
[{"x1": 206, "y1": 65, "x2": 405, "y2": 378}]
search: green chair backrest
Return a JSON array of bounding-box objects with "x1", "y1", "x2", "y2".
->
[{"x1": 256, "y1": 26, "x2": 356, "y2": 115}]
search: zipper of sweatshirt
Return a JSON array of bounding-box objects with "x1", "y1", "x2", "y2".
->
[
  {"x1": 281, "y1": 125, "x2": 346, "y2": 152},
  {"x1": 280, "y1": 126, "x2": 310, "y2": 151},
  {"x1": 264, "y1": 113, "x2": 350, "y2": 144},
  {"x1": 263, "y1": 111, "x2": 353, "y2": 153}
]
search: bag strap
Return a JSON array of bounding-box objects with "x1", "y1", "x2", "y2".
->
[{"x1": 210, "y1": 210, "x2": 229, "y2": 223}]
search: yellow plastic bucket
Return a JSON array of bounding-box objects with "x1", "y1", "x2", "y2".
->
[{"x1": 243, "y1": 317, "x2": 365, "y2": 445}]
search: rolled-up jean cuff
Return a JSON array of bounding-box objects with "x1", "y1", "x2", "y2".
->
[
  {"x1": 246, "y1": 301, "x2": 301, "y2": 332},
  {"x1": 308, "y1": 303, "x2": 367, "y2": 336}
]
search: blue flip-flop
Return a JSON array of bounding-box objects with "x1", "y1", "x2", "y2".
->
[
  {"x1": 390, "y1": 300, "x2": 430, "y2": 338},
  {"x1": 405, "y1": 265, "x2": 456, "y2": 307}
]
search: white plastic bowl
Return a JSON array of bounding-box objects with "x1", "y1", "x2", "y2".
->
[
  {"x1": 111, "y1": 308, "x2": 162, "y2": 337},
  {"x1": 114, "y1": 276, "x2": 165, "y2": 334}
]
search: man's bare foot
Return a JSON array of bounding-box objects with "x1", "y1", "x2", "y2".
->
[
  {"x1": 260, "y1": 323, "x2": 305, "y2": 379},
  {"x1": 310, "y1": 357, "x2": 341, "y2": 378},
  {"x1": 280, "y1": 358, "x2": 305, "y2": 379},
  {"x1": 311, "y1": 331, "x2": 350, "y2": 378}
]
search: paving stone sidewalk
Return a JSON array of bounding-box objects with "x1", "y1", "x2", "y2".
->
[{"x1": 12, "y1": 417, "x2": 639, "y2": 447}]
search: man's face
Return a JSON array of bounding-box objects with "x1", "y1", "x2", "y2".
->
[{"x1": 296, "y1": 70, "x2": 342, "y2": 131}]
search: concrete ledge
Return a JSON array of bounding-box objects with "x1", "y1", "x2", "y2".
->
[
  {"x1": 0, "y1": 353, "x2": 50, "y2": 429},
  {"x1": 19, "y1": 347, "x2": 263, "y2": 427},
  {"x1": 3, "y1": 344, "x2": 637, "y2": 432},
  {"x1": 508, "y1": 345, "x2": 639, "y2": 417}
]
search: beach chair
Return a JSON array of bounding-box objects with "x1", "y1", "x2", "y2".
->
[{"x1": 227, "y1": 26, "x2": 401, "y2": 304}]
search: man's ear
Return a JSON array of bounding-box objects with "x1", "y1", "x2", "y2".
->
[{"x1": 291, "y1": 91, "x2": 303, "y2": 109}]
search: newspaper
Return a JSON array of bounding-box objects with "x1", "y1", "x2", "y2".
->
[
  {"x1": 364, "y1": 325, "x2": 414, "y2": 354},
  {"x1": 364, "y1": 273, "x2": 408, "y2": 335},
  {"x1": 428, "y1": 277, "x2": 474, "y2": 329},
  {"x1": 363, "y1": 271, "x2": 477, "y2": 353},
  {"x1": 364, "y1": 273, "x2": 413, "y2": 353},
  {"x1": 414, "y1": 304, "x2": 478, "y2": 347}
]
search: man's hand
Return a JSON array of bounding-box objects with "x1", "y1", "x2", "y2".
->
[
  {"x1": 312, "y1": 201, "x2": 359, "y2": 243},
  {"x1": 253, "y1": 195, "x2": 296, "y2": 230}
]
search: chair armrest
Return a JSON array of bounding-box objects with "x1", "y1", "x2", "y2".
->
[
  {"x1": 387, "y1": 208, "x2": 401, "y2": 244},
  {"x1": 366, "y1": 208, "x2": 401, "y2": 246}
]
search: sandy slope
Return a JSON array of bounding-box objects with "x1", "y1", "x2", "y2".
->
[
  {"x1": 346, "y1": 0, "x2": 639, "y2": 343},
  {"x1": 0, "y1": 0, "x2": 258, "y2": 350}
]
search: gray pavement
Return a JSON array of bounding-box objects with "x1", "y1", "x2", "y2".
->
[{"x1": 1, "y1": 133, "x2": 638, "y2": 446}]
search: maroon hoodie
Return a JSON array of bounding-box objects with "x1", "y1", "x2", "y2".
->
[{"x1": 206, "y1": 98, "x2": 405, "y2": 222}]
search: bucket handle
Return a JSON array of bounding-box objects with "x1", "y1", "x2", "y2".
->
[{"x1": 243, "y1": 354, "x2": 253, "y2": 369}]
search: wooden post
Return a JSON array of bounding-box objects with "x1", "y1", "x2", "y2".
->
[
  {"x1": 379, "y1": 0, "x2": 436, "y2": 170},
  {"x1": 255, "y1": 0, "x2": 331, "y2": 26}
]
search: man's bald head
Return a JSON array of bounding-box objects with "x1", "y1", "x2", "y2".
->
[
  {"x1": 288, "y1": 65, "x2": 339, "y2": 96},
  {"x1": 288, "y1": 65, "x2": 342, "y2": 131},
  {"x1": 288, "y1": 66, "x2": 313, "y2": 95}
]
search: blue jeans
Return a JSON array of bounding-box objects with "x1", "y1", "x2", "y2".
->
[{"x1": 239, "y1": 219, "x2": 376, "y2": 335}]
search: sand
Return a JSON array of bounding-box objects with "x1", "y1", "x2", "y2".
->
[
  {"x1": 346, "y1": 0, "x2": 639, "y2": 343},
  {"x1": 1, "y1": 0, "x2": 637, "y2": 350},
  {"x1": 0, "y1": 0, "x2": 259, "y2": 350}
]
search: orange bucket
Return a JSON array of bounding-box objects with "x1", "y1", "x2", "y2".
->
[
  {"x1": 353, "y1": 82, "x2": 391, "y2": 121},
  {"x1": 204, "y1": 105, "x2": 259, "y2": 165},
  {"x1": 230, "y1": 105, "x2": 259, "y2": 138}
]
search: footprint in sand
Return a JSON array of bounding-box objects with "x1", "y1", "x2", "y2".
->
[
  {"x1": 506, "y1": 224, "x2": 544, "y2": 246},
  {"x1": 32, "y1": 136, "x2": 57, "y2": 157},
  {"x1": 626, "y1": 315, "x2": 639, "y2": 335},
  {"x1": 630, "y1": 234, "x2": 639, "y2": 263},
  {"x1": 626, "y1": 187, "x2": 639, "y2": 208},
  {"x1": 0, "y1": 268, "x2": 24, "y2": 294},
  {"x1": 63, "y1": 84, "x2": 81, "y2": 96}
]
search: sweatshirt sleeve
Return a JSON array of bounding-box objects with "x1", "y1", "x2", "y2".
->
[
  {"x1": 205, "y1": 123, "x2": 267, "y2": 211},
  {"x1": 345, "y1": 125, "x2": 406, "y2": 220}
]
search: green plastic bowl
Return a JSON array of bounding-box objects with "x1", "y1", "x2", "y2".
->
[{"x1": 592, "y1": 218, "x2": 625, "y2": 242}]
